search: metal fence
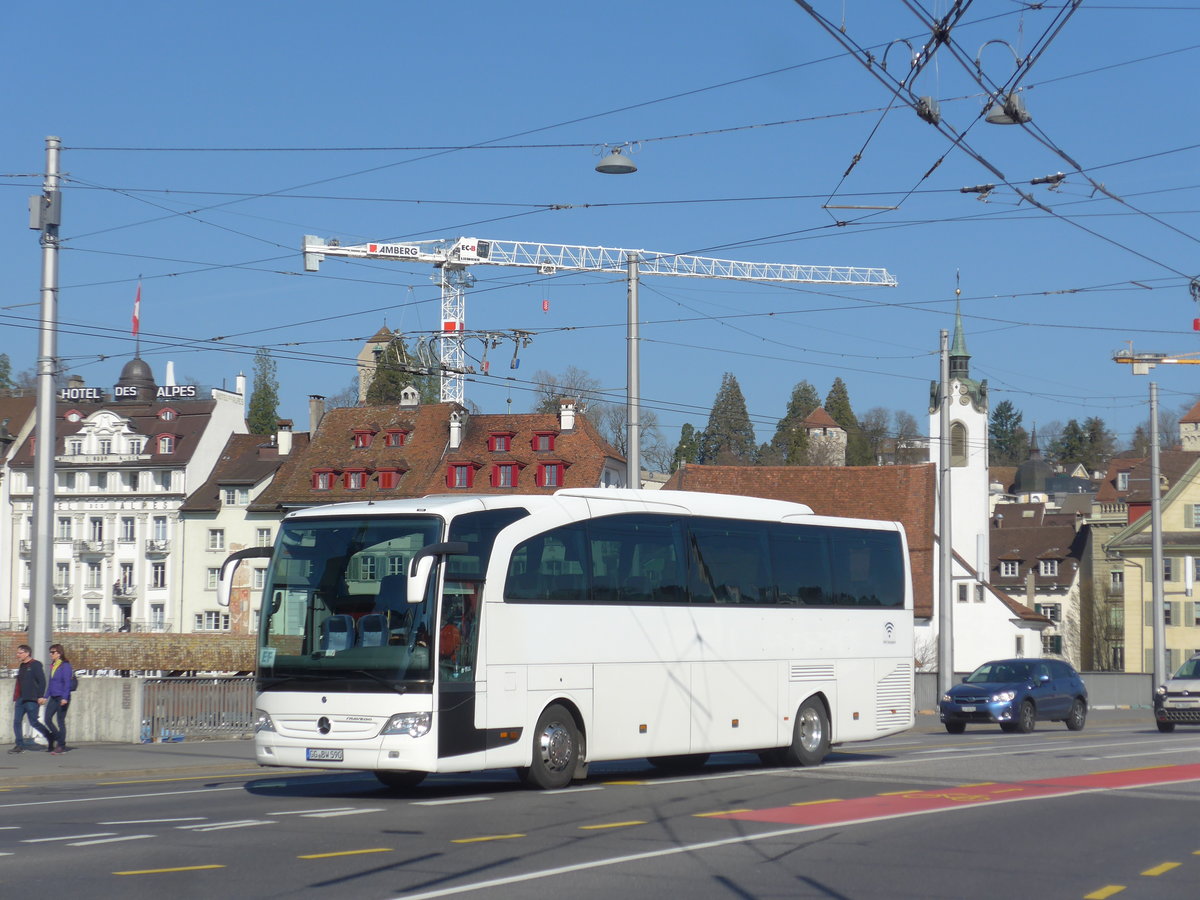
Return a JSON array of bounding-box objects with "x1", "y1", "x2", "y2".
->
[{"x1": 140, "y1": 676, "x2": 256, "y2": 742}]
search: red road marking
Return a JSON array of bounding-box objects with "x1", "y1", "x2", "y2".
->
[{"x1": 716, "y1": 764, "x2": 1200, "y2": 826}]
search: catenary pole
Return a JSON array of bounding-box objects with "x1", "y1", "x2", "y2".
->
[
  {"x1": 937, "y1": 329, "x2": 954, "y2": 699},
  {"x1": 1149, "y1": 382, "x2": 1166, "y2": 688},
  {"x1": 29, "y1": 136, "x2": 62, "y2": 661},
  {"x1": 626, "y1": 253, "x2": 640, "y2": 487}
]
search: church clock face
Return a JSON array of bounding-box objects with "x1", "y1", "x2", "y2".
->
[{"x1": 959, "y1": 395, "x2": 971, "y2": 405}]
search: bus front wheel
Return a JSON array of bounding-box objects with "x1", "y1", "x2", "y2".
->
[
  {"x1": 779, "y1": 698, "x2": 830, "y2": 767},
  {"x1": 520, "y1": 703, "x2": 580, "y2": 790}
]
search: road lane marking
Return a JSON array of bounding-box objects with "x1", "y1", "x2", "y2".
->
[
  {"x1": 100, "y1": 818, "x2": 204, "y2": 825},
  {"x1": 70, "y1": 834, "x2": 155, "y2": 846},
  {"x1": 1084, "y1": 886, "x2": 1125, "y2": 899},
  {"x1": 0, "y1": 784, "x2": 244, "y2": 810},
  {"x1": 1141, "y1": 862, "x2": 1180, "y2": 876},
  {"x1": 693, "y1": 809, "x2": 750, "y2": 817},
  {"x1": 177, "y1": 819, "x2": 276, "y2": 832},
  {"x1": 304, "y1": 808, "x2": 385, "y2": 818},
  {"x1": 790, "y1": 799, "x2": 842, "y2": 806},
  {"x1": 412, "y1": 797, "x2": 493, "y2": 806},
  {"x1": 299, "y1": 848, "x2": 393, "y2": 859},
  {"x1": 451, "y1": 834, "x2": 525, "y2": 843},
  {"x1": 579, "y1": 821, "x2": 645, "y2": 830},
  {"x1": 98, "y1": 772, "x2": 267, "y2": 785},
  {"x1": 115, "y1": 865, "x2": 225, "y2": 875},
  {"x1": 268, "y1": 807, "x2": 358, "y2": 816},
  {"x1": 22, "y1": 832, "x2": 116, "y2": 843}
]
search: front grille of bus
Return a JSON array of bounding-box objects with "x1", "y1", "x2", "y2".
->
[{"x1": 876, "y1": 664, "x2": 913, "y2": 730}]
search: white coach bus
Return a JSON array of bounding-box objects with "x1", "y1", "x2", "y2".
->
[{"x1": 221, "y1": 489, "x2": 914, "y2": 789}]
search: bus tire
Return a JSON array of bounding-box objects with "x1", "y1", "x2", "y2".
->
[
  {"x1": 647, "y1": 753, "x2": 710, "y2": 771},
  {"x1": 779, "y1": 697, "x2": 830, "y2": 767},
  {"x1": 374, "y1": 770, "x2": 427, "y2": 790},
  {"x1": 521, "y1": 703, "x2": 580, "y2": 790}
]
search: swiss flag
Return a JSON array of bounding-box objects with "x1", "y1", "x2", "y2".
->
[{"x1": 132, "y1": 282, "x2": 141, "y2": 336}]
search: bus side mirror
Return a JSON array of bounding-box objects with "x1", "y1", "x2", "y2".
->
[
  {"x1": 217, "y1": 546, "x2": 274, "y2": 608},
  {"x1": 407, "y1": 542, "x2": 468, "y2": 604}
]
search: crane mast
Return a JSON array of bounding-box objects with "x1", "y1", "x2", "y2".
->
[{"x1": 303, "y1": 234, "x2": 897, "y2": 406}]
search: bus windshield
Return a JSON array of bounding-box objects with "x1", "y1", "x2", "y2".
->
[{"x1": 258, "y1": 515, "x2": 443, "y2": 691}]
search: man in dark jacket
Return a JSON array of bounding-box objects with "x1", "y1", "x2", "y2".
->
[{"x1": 10, "y1": 645, "x2": 53, "y2": 753}]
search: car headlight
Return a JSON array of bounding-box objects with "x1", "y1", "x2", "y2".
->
[
  {"x1": 1155, "y1": 685, "x2": 1167, "y2": 696},
  {"x1": 381, "y1": 712, "x2": 431, "y2": 738},
  {"x1": 254, "y1": 709, "x2": 276, "y2": 734},
  {"x1": 993, "y1": 690, "x2": 1016, "y2": 702},
  {"x1": 941, "y1": 693, "x2": 953, "y2": 703}
]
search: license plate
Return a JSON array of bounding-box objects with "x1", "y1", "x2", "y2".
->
[
  {"x1": 306, "y1": 748, "x2": 344, "y2": 762},
  {"x1": 961, "y1": 705, "x2": 976, "y2": 712}
]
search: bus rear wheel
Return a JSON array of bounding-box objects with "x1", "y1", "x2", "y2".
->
[
  {"x1": 374, "y1": 770, "x2": 427, "y2": 790},
  {"x1": 778, "y1": 698, "x2": 830, "y2": 767},
  {"x1": 520, "y1": 703, "x2": 580, "y2": 790}
]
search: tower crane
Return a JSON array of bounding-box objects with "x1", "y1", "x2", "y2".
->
[{"x1": 302, "y1": 234, "x2": 898, "y2": 406}]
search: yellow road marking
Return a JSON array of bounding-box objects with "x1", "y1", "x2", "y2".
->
[
  {"x1": 579, "y1": 821, "x2": 646, "y2": 830},
  {"x1": 693, "y1": 809, "x2": 750, "y2": 817},
  {"x1": 1084, "y1": 886, "x2": 1125, "y2": 899},
  {"x1": 299, "y1": 848, "x2": 392, "y2": 859},
  {"x1": 451, "y1": 834, "x2": 525, "y2": 844},
  {"x1": 98, "y1": 772, "x2": 272, "y2": 785},
  {"x1": 115, "y1": 864, "x2": 225, "y2": 875},
  {"x1": 1141, "y1": 862, "x2": 1180, "y2": 876},
  {"x1": 602, "y1": 780, "x2": 646, "y2": 786},
  {"x1": 790, "y1": 799, "x2": 842, "y2": 806},
  {"x1": 958, "y1": 782, "x2": 996, "y2": 787},
  {"x1": 1089, "y1": 765, "x2": 1171, "y2": 776},
  {"x1": 878, "y1": 790, "x2": 915, "y2": 796}
]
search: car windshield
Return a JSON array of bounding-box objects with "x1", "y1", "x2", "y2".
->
[
  {"x1": 1173, "y1": 658, "x2": 1200, "y2": 679},
  {"x1": 966, "y1": 661, "x2": 1033, "y2": 684}
]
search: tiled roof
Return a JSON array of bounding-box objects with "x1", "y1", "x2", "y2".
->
[
  {"x1": 0, "y1": 396, "x2": 36, "y2": 463},
  {"x1": 182, "y1": 432, "x2": 309, "y2": 512},
  {"x1": 1182, "y1": 399, "x2": 1200, "y2": 424},
  {"x1": 989, "y1": 523, "x2": 1087, "y2": 590},
  {"x1": 250, "y1": 402, "x2": 623, "y2": 511},
  {"x1": 802, "y1": 407, "x2": 842, "y2": 429},
  {"x1": 6, "y1": 398, "x2": 219, "y2": 468},
  {"x1": 1121, "y1": 451, "x2": 1200, "y2": 503},
  {"x1": 1094, "y1": 457, "x2": 1142, "y2": 502},
  {"x1": 661, "y1": 463, "x2": 936, "y2": 617}
]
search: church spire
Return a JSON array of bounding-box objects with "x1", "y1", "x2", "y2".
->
[{"x1": 949, "y1": 275, "x2": 970, "y2": 380}]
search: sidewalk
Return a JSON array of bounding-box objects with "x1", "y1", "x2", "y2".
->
[{"x1": 0, "y1": 736, "x2": 260, "y2": 787}]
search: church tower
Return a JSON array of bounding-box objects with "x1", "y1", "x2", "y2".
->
[{"x1": 928, "y1": 303, "x2": 991, "y2": 574}]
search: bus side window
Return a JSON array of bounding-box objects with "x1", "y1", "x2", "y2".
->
[
  {"x1": 689, "y1": 520, "x2": 770, "y2": 605},
  {"x1": 769, "y1": 524, "x2": 832, "y2": 606}
]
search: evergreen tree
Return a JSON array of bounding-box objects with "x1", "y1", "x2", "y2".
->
[
  {"x1": 365, "y1": 338, "x2": 439, "y2": 405},
  {"x1": 823, "y1": 377, "x2": 871, "y2": 465},
  {"x1": 0, "y1": 353, "x2": 13, "y2": 395},
  {"x1": 770, "y1": 380, "x2": 820, "y2": 465},
  {"x1": 671, "y1": 423, "x2": 700, "y2": 472},
  {"x1": 699, "y1": 373, "x2": 756, "y2": 464},
  {"x1": 1048, "y1": 419, "x2": 1088, "y2": 468},
  {"x1": 247, "y1": 348, "x2": 280, "y2": 435},
  {"x1": 989, "y1": 400, "x2": 1028, "y2": 466},
  {"x1": 1131, "y1": 424, "x2": 1151, "y2": 457},
  {"x1": 1081, "y1": 416, "x2": 1117, "y2": 473}
]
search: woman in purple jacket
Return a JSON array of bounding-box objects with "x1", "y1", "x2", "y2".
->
[{"x1": 41, "y1": 644, "x2": 74, "y2": 754}]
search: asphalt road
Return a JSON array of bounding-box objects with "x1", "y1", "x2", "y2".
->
[{"x1": 2, "y1": 711, "x2": 1197, "y2": 899}]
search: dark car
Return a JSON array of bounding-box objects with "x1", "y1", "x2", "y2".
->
[{"x1": 939, "y1": 658, "x2": 1088, "y2": 734}]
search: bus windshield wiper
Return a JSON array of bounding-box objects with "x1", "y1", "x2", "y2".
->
[{"x1": 348, "y1": 669, "x2": 408, "y2": 695}]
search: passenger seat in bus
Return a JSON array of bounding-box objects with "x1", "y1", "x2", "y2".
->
[
  {"x1": 319, "y1": 614, "x2": 354, "y2": 651},
  {"x1": 357, "y1": 614, "x2": 387, "y2": 647}
]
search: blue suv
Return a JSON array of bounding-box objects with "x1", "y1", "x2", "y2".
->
[{"x1": 940, "y1": 658, "x2": 1088, "y2": 734}]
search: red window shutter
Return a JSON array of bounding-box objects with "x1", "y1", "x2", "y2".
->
[{"x1": 446, "y1": 467, "x2": 455, "y2": 489}]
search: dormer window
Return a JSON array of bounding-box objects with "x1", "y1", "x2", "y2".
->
[
  {"x1": 532, "y1": 432, "x2": 557, "y2": 452},
  {"x1": 377, "y1": 467, "x2": 402, "y2": 490},
  {"x1": 491, "y1": 462, "x2": 523, "y2": 488},
  {"x1": 68, "y1": 440, "x2": 83, "y2": 456},
  {"x1": 159, "y1": 408, "x2": 177, "y2": 421},
  {"x1": 536, "y1": 461, "x2": 566, "y2": 487},
  {"x1": 383, "y1": 429, "x2": 407, "y2": 448},
  {"x1": 157, "y1": 435, "x2": 175, "y2": 454},
  {"x1": 64, "y1": 409, "x2": 82, "y2": 423},
  {"x1": 489, "y1": 432, "x2": 515, "y2": 452},
  {"x1": 98, "y1": 439, "x2": 112, "y2": 455},
  {"x1": 129, "y1": 439, "x2": 144, "y2": 455},
  {"x1": 1000, "y1": 560, "x2": 1019, "y2": 578},
  {"x1": 1116, "y1": 471, "x2": 1129, "y2": 491},
  {"x1": 352, "y1": 429, "x2": 375, "y2": 449},
  {"x1": 344, "y1": 469, "x2": 369, "y2": 490},
  {"x1": 1039, "y1": 559, "x2": 1059, "y2": 577},
  {"x1": 312, "y1": 469, "x2": 335, "y2": 491},
  {"x1": 446, "y1": 463, "x2": 480, "y2": 489}
]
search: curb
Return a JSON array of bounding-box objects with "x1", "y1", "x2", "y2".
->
[{"x1": 0, "y1": 761, "x2": 268, "y2": 789}]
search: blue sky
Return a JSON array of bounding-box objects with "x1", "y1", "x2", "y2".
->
[{"x1": 3, "y1": 2, "x2": 1199, "y2": 456}]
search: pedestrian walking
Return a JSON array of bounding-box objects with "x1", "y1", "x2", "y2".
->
[
  {"x1": 10, "y1": 645, "x2": 52, "y2": 753},
  {"x1": 41, "y1": 643, "x2": 74, "y2": 754}
]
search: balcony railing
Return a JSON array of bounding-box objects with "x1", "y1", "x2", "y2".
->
[
  {"x1": 18, "y1": 540, "x2": 32, "y2": 555},
  {"x1": 74, "y1": 539, "x2": 114, "y2": 555},
  {"x1": 1106, "y1": 583, "x2": 1125, "y2": 599},
  {"x1": 145, "y1": 539, "x2": 171, "y2": 554}
]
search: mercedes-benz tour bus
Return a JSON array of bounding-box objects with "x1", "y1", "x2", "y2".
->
[{"x1": 219, "y1": 489, "x2": 914, "y2": 789}]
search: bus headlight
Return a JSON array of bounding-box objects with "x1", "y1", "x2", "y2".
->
[
  {"x1": 255, "y1": 709, "x2": 276, "y2": 734},
  {"x1": 382, "y1": 712, "x2": 431, "y2": 738}
]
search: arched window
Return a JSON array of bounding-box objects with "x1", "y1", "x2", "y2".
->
[{"x1": 950, "y1": 422, "x2": 968, "y2": 467}]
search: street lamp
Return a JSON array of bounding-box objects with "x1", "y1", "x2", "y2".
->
[
  {"x1": 975, "y1": 40, "x2": 1032, "y2": 125},
  {"x1": 595, "y1": 143, "x2": 638, "y2": 175}
]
